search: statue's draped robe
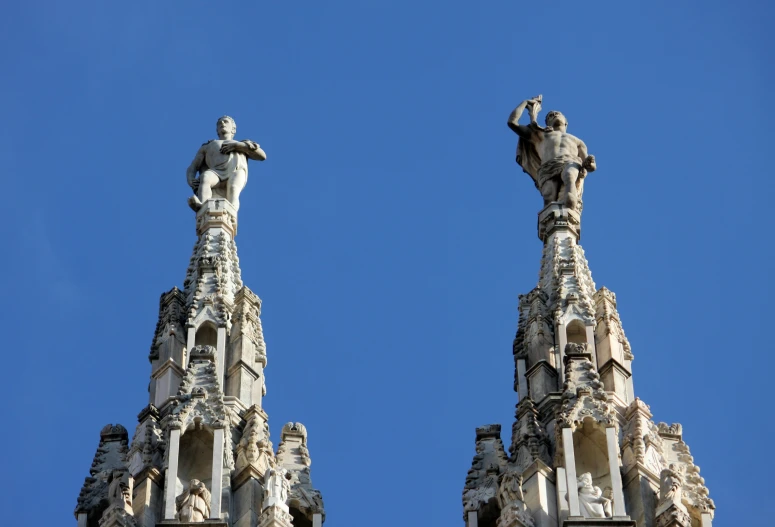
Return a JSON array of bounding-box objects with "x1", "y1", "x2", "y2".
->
[{"x1": 202, "y1": 139, "x2": 263, "y2": 182}]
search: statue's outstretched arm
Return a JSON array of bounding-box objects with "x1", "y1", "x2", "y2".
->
[
  {"x1": 508, "y1": 100, "x2": 534, "y2": 140},
  {"x1": 186, "y1": 146, "x2": 206, "y2": 191}
]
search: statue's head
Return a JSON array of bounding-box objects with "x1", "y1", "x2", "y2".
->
[
  {"x1": 216, "y1": 116, "x2": 237, "y2": 140},
  {"x1": 577, "y1": 473, "x2": 593, "y2": 488},
  {"x1": 545, "y1": 111, "x2": 568, "y2": 132}
]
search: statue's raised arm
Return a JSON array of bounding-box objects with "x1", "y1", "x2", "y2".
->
[
  {"x1": 507, "y1": 96, "x2": 595, "y2": 211},
  {"x1": 186, "y1": 116, "x2": 267, "y2": 212}
]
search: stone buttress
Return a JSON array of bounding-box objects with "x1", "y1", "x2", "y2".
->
[
  {"x1": 462, "y1": 204, "x2": 714, "y2": 527},
  {"x1": 75, "y1": 199, "x2": 326, "y2": 527}
]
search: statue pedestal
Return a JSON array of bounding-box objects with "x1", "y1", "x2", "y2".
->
[
  {"x1": 655, "y1": 504, "x2": 692, "y2": 527},
  {"x1": 99, "y1": 507, "x2": 137, "y2": 527},
  {"x1": 563, "y1": 518, "x2": 636, "y2": 527},
  {"x1": 258, "y1": 506, "x2": 294, "y2": 527},
  {"x1": 196, "y1": 198, "x2": 238, "y2": 238},
  {"x1": 537, "y1": 203, "x2": 581, "y2": 242},
  {"x1": 156, "y1": 521, "x2": 228, "y2": 527}
]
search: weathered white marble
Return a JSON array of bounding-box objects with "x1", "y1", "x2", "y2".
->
[
  {"x1": 186, "y1": 116, "x2": 266, "y2": 212},
  {"x1": 76, "y1": 123, "x2": 327, "y2": 527},
  {"x1": 460, "y1": 102, "x2": 713, "y2": 527}
]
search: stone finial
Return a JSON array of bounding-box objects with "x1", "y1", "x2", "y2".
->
[
  {"x1": 100, "y1": 424, "x2": 128, "y2": 441},
  {"x1": 75, "y1": 424, "x2": 131, "y2": 522},
  {"x1": 186, "y1": 116, "x2": 266, "y2": 212},
  {"x1": 463, "y1": 424, "x2": 509, "y2": 522},
  {"x1": 281, "y1": 422, "x2": 308, "y2": 442}
]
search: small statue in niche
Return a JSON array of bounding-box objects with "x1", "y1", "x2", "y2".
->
[
  {"x1": 236, "y1": 417, "x2": 275, "y2": 476},
  {"x1": 656, "y1": 464, "x2": 689, "y2": 517},
  {"x1": 186, "y1": 116, "x2": 267, "y2": 212},
  {"x1": 175, "y1": 479, "x2": 211, "y2": 522},
  {"x1": 497, "y1": 469, "x2": 535, "y2": 527},
  {"x1": 576, "y1": 473, "x2": 612, "y2": 519},
  {"x1": 507, "y1": 95, "x2": 596, "y2": 210},
  {"x1": 106, "y1": 469, "x2": 133, "y2": 514},
  {"x1": 262, "y1": 466, "x2": 291, "y2": 512}
]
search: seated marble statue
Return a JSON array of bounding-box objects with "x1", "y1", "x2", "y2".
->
[
  {"x1": 175, "y1": 479, "x2": 211, "y2": 522},
  {"x1": 186, "y1": 116, "x2": 267, "y2": 212},
  {"x1": 576, "y1": 473, "x2": 612, "y2": 519}
]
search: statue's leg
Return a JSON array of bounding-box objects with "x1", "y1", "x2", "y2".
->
[
  {"x1": 199, "y1": 171, "x2": 220, "y2": 204},
  {"x1": 561, "y1": 165, "x2": 580, "y2": 209},
  {"x1": 540, "y1": 180, "x2": 559, "y2": 206},
  {"x1": 227, "y1": 169, "x2": 247, "y2": 211}
]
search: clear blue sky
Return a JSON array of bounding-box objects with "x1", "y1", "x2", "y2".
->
[{"x1": 0, "y1": 2, "x2": 771, "y2": 526}]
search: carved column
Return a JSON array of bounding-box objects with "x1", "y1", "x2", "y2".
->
[
  {"x1": 163, "y1": 428, "x2": 181, "y2": 520},
  {"x1": 211, "y1": 427, "x2": 225, "y2": 519},
  {"x1": 605, "y1": 427, "x2": 627, "y2": 517},
  {"x1": 561, "y1": 427, "x2": 581, "y2": 518}
]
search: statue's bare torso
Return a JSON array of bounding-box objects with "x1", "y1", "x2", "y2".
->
[{"x1": 535, "y1": 130, "x2": 585, "y2": 163}]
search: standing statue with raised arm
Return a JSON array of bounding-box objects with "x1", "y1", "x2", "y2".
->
[
  {"x1": 508, "y1": 95, "x2": 596, "y2": 210},
  {"x1": 186, "y1": 116, "x2": 267, "y2": 212}
]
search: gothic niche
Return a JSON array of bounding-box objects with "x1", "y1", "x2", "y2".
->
[
  {"x1": 572, "y1": 419, "x2": 613, "y2": 518},
  {"x1": 565, "y1": 319, "x2": 587, "y2": 346},
  {"x1": 195, "y1": 322, "x2": 218, "y2": 348},
  {"x1": 176, "y1": 427, "x2": 214, "y2": 504}
]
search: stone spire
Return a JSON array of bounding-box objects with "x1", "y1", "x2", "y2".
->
[
  {"x1": 461, "y1": 98, "x2": 714, "y2": 527},
  {"x1": 75, "y1": 120, "x2": 325, "y2": 527}
]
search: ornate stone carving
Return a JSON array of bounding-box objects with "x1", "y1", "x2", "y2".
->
[
  {"x1": 657, "y1": 422, "x2": 683, "y2": 438},
  {"x1": 593, "y1": 287, "x2": 633, "y2": 361},
  {"x1": 175, "y1": 479, "x2": 212, "y2": 522},
  {"x1": 666, "y1": 440, "x2": 715, "y2": 520},
  {"x1": 509, "y1": 399, "x2": 552, "y2": 473},
  {"x1": 576, "y1": 473, "x2": 612, "y2": 519},
  {"x1": 106, "y1": 469, "x2": 133, "y2": 513},
  {"x1": 463, "y1": 425, "x2": 509, "y2": 521},
  {"x1": 99, "y1": 470, "x2": 137, "y2": 527},
  {"x1": 537, "y1": 231, "x2": 596, "y2": 322},
  {"x1": 75, "y1": 424, "x2": 130, "y2": 523},
  {"x1": 275, "y1": 421, "x2": 325, "y2": 520},
  {"x1": 263, "y1": 467, "x2": 292, "y2": 512},
  {"x1": 235, "y1": 415, "x2": 274, "y2": 476},
  {"x1": 496, "y1": 469, "x2": 535, "y2": 527},
  {"x1": 655, "y1": 465, "x2": 692, "y2": 527},
  {"x1": 183, "y1": 228, "x2": 244, "y2": 331},
  {"x1": 186, "y1": 116, "x2": 266, "y2": 211},
  {"x1": 556, "y1": 356, "x2": 615, "y2": 432},
  {"x1": 149, "y1": 288, "x2": 186, "y2": 361},
  {"x1": 162, "y1": 358, "x2": 235, "y2": 470},
  {"x1": 508, "y1": 96, "x2": 596, "y2": 210},
  {"x1": 127, "y1": 406, "x2": 165, "y2": 478},
  {"x1": 233, "y1": 286, "x2": 268, "y2": 365},
  {"x1": 621, "y1": 398, "x2": 666, "y2": 477},
  {"x1": 258, "y1": 505, "x2": 294, "y2": 527}
]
